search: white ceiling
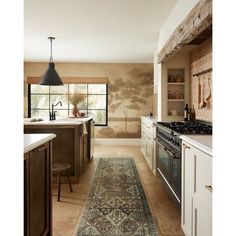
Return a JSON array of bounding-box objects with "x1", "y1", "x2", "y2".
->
[{"x1": 24, "y1": 0, "x2": 177, "y2": 63}]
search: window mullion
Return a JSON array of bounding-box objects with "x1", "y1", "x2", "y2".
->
[{"x1": 29, "y1": 83, "x2": 108, "y2": 125}]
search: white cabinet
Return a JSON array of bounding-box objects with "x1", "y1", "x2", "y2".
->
[
  {"x1": 141, "y1": 117, "x2": 156, "y2": 174},
  {"x1": 181, "y1": 141, "x2": 212, "y2": 236}
]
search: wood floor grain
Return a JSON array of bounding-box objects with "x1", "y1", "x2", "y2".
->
[{"x1": 52, "y1": 145, "x2": 184, "y2": 236}]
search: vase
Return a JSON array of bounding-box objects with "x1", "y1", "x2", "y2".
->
[{"x1": 71, "y1": 104, "x2": 79, "y2": 117}]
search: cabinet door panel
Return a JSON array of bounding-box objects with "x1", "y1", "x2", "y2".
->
[
  {"x1": 146, "y1": 139, "x2": 153, "y2": 169},
  {"x1": 79, "y1": 135, "x2": 84, "y2": 173},
  {"x1": 29, "y1": 144, "x2": 50, "y2": 236},
  {"x1": 24, "y1": 154, "x2": 30, "y2": 236},
  {"x1": 181, "y1": 142, "x2": 195, "y2": 236},
  {"x1": 195, "y1": 149, "x2": 212, "y2": 204},
  {"x1": 83, "y1": 134, "x2": 88, "y2": 166},
  {"x1": 193, "y1": 197, "x2": 212, "y2": 236}
]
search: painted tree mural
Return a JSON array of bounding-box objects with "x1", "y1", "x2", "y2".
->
[{"x1": 97, "y1": 66, "x2": 153, "y2": 138}]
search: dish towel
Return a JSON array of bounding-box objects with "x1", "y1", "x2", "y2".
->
[{"x1": 82, "y1": 121, "x2": 88, "y2": 135}]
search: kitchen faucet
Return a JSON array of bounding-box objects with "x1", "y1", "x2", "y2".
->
[{"x1": 50, "y1": 101, "x2": 62, "y2": 120}]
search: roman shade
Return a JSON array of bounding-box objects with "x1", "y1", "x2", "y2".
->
[{"x1": 27, "y1": 76, "x2": 108, "y2": 84}]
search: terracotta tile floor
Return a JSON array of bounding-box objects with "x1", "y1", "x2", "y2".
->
[{"x1": 52, "y1": 145, "x2": 184, "y2": 236}]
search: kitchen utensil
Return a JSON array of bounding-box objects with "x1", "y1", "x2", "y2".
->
[
  {"x1": 204, "y1": 77, "x2": 212, "y2": 106},
  {"x1": 200, "y1": 75, "x2": 207, "y2": 108},
  {"x1": 197, "y1": 77, "x2": 201, "y2": 109}
]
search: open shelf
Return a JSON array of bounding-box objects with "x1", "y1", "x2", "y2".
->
[
  {"x1": 168, "y1": 99, "x2": 185, "y2": 102},
  {"x1": 168, "y1": 115, "x2": 183, "y2": 118},
  {"x1": 167, "y1": 68, "x2": 186, "y2": 118},
  {"x1": 168, "y1": 82, "x2": 185, "y2": 85}
]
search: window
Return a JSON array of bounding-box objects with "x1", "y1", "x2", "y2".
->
[{"x1": 28, "y1": 84, "x2": 108, "y2": 126}]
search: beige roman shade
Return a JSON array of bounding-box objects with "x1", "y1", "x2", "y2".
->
[{"x1": 27, "y1": 76, "x2": 108, "y2": 84}]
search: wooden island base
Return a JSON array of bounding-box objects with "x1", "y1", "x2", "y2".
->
[{"x1": 24, "y1": 119, "x2": 93, "y2": 184}]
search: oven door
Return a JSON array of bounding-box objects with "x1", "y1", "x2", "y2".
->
[
  {"x1": 156, "y1": 139, "x2": 171, "y2": 182},
  {"x1": 155, "y1": 138, "x2": 181, "y2": 203},
  {"x1": 170, "y1": 151, "x2": 181, "y2": 202}
]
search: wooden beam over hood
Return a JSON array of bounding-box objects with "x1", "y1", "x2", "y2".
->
[{"x1": 157, "y1": 0, "x2": 212, "y2": 63}]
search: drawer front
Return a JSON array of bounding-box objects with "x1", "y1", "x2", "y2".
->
[
  {"x1": 145, "y1": 132, "x2": 153, "y2": 142},
  {"x1": 145, "y1": 123, "x2": 153, "y2": 133},
  {"x1": 146, "y1": 152, "x2": 152, "y2": 169},
  {"x1": 141, "y1": 118, "x2": 146, "y2": 127},
  {"x1": 141, "y1": 129, "x2": 145, "y2": 138}
]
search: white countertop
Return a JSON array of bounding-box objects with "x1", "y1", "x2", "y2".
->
[
  {"x1": 24, "y1": 116, "x2": 93, "y2": 125},
  {"x1": 141, "y1": 116, "x2": 158, "y2": 123},
  {"x1": 24, "y1": 133, "x2": 56, "y2": 153},
  {"x1": 180, "y1": 135, "x2": 212, "y2": 156}
]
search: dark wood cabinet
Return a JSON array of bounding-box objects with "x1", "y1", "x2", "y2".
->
[
  {"x1": 24, "y1": 141, "x2": 52, "y2": 236},
  {"x1": 79, "y1": 134, "x2": 88, "y2": 173},
  {"x1": 24, "y1": 120, "x2": 92, "y2": 183}
]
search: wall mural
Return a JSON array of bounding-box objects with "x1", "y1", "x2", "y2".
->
[
  {"x1": 24, "y1": 62, "x2": 153, "y2": 138},
  {"x1": 96, "y1": 67, "x2": 154, "y2": 138}
]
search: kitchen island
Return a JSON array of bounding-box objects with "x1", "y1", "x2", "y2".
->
[
  {"x1": 24, "y1": 133, "x2": 56, "y2": 236},
  {"x1": 24, "y1": 116, "x2": 94, "y2": 184}
]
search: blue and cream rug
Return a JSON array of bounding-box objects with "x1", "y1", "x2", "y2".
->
[{"x1": 76, "y1": 158, "x2": 158, "y2": 236}]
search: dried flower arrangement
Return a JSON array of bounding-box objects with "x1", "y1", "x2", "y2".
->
[{"x1": 68, "y1": 94, "x2": 87, "y2": 105}]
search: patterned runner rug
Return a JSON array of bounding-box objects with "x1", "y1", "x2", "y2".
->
[{"x1": 76, "y1": 158, "x2": 158, "y2": 236}]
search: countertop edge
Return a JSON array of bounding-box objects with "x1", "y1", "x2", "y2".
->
[
  {"x1": 180, "y1": 135, "x2": 212, "y2": 156},
  {"x1": 24, "y1": 134, "x2": 56, "y2": 153},
  {"x1": 141, "y1": 116, "x2": 158, "y2": 123},
  {"x1": 24, "y1": 116, "x2": 93, "y2": 126}
]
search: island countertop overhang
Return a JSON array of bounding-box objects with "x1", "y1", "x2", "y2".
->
[
  {"x1": 24, "y1": 133, "x2": 56, "y2": 153},
  {"x1": 24, "y1": 116, "x2": 93, "y2": 126}
]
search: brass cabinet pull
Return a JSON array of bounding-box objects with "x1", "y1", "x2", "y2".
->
[
  {"x1": 182, "y1": 143, "x2": 190, "y2": 149},
  {"x1": 205, "y1": 185, "x2": 212, "y2": 192}
]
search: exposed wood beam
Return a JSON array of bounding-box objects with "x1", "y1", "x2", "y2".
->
[{"x1": 157, "y1": 0, "x2": 212, "y2": 63}]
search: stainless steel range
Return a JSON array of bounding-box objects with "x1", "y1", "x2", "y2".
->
[{"x1": 154, "y1": 121, "x2": 212, "y2": 207}]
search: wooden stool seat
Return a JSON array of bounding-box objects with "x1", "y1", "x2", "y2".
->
[
  {"x1": 52, "y1": 163, "x2": 71, "y2": 173},
  {"x1": 52, "y1": 163, "x2": 73, "y2": 201}
]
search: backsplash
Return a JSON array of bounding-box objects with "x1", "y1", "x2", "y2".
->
[{"x1": 190, "y1": 37, "x2": 212, "y2": 122}]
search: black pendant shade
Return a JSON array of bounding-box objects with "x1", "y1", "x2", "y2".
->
[
  {"x1": 39, "y1": 62, "x2": 63, "y2": 85},
  {"x1": 38, "y1": 37, "x2": 64, "y2": 86}
]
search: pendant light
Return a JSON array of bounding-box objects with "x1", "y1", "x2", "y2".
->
[{"x1": 39, "y1": 37, "x2": 63, "y2": 86}]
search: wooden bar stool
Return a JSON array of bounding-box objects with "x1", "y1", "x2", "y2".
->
[{"x1": 52, "y1": 163, "x2": 73, "y2": 201}]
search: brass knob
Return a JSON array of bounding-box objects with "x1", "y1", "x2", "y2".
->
[
  {"x1": 205, "y1": 185, "x2": 212, "y2": 192},
  {"x1": 181, "y1": 143, "x2": 190, "y2": 149}
]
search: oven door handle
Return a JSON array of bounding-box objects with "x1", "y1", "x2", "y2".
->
[
  {"x1": 154, "y1": 138, "x2": 166, "y2": 150},
  {"x1": 154, "y1": 138, "x2": 180, "y2": 159}
]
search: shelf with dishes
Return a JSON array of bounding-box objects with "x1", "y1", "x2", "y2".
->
[
  {"x1": 168, "y1": 82, "x2": 185, "y2": 85},
  {"x1": 168, "y1": 69, "x2": 185, "y2": 83},
  {"x1": 168, "y1": 99, "x2": 185, "y2": 102},
  {"x1": 168, "y1": 90, "x2": 185, "y2": 100},
  {"x1": 168, "y1": 101, "x2": 185, "y2": 117},
  {"x1": 167, "y1": 68, "x2": 186, "y2": 118}
]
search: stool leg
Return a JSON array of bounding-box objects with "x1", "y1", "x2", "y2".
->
[
  {"x1": 57, "y1": 174, "x2": 61, "y2": 202},
  {"x1": 67, "y1": 170, "x2": 73, "y2": 192}
]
